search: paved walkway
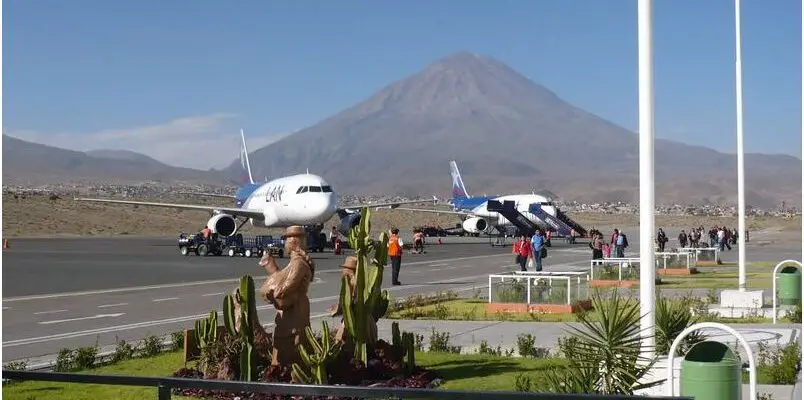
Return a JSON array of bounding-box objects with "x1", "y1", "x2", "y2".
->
[{"x1": 379, "y1": 320, "x2": 800, "y2": 357}]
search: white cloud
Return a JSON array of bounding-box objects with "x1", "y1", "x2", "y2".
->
[{"x1": 6, "y1": 113, "x2": 294, "y2": 170}]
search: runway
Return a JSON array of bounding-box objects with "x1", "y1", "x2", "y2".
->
[{"x1": 0, "y1": 232, "x2": 794, "y2": 363}]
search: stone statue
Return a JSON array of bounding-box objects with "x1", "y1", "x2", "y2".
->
[
  {"x1": 258, "y1": 225, "x2": 315, "y2": 367},
  {"x1": 329, "y1": 255, "x2": 358, "y2": 345}
]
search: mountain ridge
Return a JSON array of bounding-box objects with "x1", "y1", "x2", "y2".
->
[
  {"x1": 2, "y1": 134, "x2": 230, "y2": 185},
  {"x1": 228, "y1": 51, "x2": 800, "y2": 207}
]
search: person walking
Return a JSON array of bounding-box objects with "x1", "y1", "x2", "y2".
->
[
  {"x1": 614, "y1": 230, "x2": 628, "y2": 258},
  {"x1": 657, "y1": 228, "x2": 668, "y2": 252},
  {"x1": 530, "y1": 230, "x2": 545, "y2": 272},
  {"x1": 388, "y1": 228, "x2": 404, "y2": 285},
  {"x1": 590, "y1": 233, "x2": 604, "y2": 260},
  {"x1": 329, "y1": 226, "x2": 339, "y2": 250},
  {"x1": 512, "y1": 235, "x2": 531, "y2": 271}
]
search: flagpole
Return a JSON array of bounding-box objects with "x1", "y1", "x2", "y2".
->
[
  {"x1": 637, "y1": 0, "x2": 656, "y2": 359},
  {"x1": 734, "y1": 0, "x2": 747, "y2": 291}
]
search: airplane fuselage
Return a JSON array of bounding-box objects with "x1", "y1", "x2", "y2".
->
[{"x1": 240, "y1": 173, "x2": 339, "y2": 228}]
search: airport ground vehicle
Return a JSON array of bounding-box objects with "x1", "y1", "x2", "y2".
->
[
  {"x1": 307, "y1": 231, "x2": 327, "y2": 253},
  {"x1": 225, "y1": 235, "x2": 284, "y2": 258},
  {"x1": 178, "y1": 233, "x2": 231, "y2": 256},
  {"x1": 178, "y1": 233, "x2": 284, "y2": 257}
]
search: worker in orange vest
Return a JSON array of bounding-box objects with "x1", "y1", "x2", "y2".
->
[{"x1": 388, "y1": 228, "x2": 403, "y2": 285}]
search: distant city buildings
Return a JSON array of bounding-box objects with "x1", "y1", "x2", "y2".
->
[{"x1": 2, "y1": 183, "x2": 800, "y2": 218}]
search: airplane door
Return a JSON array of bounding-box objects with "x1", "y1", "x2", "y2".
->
[{"x1": 281, "y1": 185, "x2": 290, "y2": 207}]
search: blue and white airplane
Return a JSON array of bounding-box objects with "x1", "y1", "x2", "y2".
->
[
  {"x1": 75, "y1": 130, "x2": 432, "y2": 237},
  {"x1": 401, "y1": 160, "x2": 563, "y2": 235}
]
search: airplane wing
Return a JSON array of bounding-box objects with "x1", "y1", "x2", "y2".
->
[
  {"x1": 392, "y1": 206, "x2": 472, "y2": 216},
  {"x1": 339, "y1": 197, "x2": 438, "y2": 211},
  {"x1": 73, "y1": 198, "x2": 265, "y2": 219},
  {"x1": 177, "y1": 191, "x2": 236, "y2": 199}
]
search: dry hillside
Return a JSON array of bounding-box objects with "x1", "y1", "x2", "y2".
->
[{"x1": 2, "y1": 194, "x2": 798, "y2": 238}]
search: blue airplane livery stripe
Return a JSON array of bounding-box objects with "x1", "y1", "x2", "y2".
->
[
  {"x1": 452, "y1": 195, "x2": 493, "y2": 211},
  {"x1": 235, "y1": 183, "x2": 261, "y2": 208}
]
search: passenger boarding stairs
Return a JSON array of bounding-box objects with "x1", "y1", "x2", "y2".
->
[
  {"x1": 486, "y1": 200, "x2": 540, "y2": 237},
  {"x1": 529, "y1": 204, "x2": 588, "y2": 238}
]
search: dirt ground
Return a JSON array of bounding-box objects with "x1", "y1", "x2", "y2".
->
[{"x1": 2, "y1": 194, "x2": 799, "y2": 238}]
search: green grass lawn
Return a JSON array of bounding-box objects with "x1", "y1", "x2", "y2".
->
[
  {"x1": 3, "y1": 351, "x2": 187, "y2": 400},
  {"x1": 2, "y1": 350, "x2": 565, "y2": 399},
  {"x1": 416, "y1": 352, "x2": 564, "y2": 391},
  {"x1": 658, "y1": 269, "x2": 773, "y2": 289}
]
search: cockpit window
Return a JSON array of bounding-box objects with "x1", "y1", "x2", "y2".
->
[{"x1": 295, "y1": 185, "x2": 331, "y2": 194}]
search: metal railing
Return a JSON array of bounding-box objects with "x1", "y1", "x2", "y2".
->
[
  {"x1": 589, "y1": 258, "x2": 641, "y2": 280},
  {"x1": 488, "y1": 272, "x2": 589, "y2": 305},
  {"x1": 654, "y1": 251, "x2": 693, "y2": 270},
  {"x1": 1, "y1": 370, "x2": 694, "y2": 399},
  {"x1": 589, "y1": 251, "x2": 694, "y2": 280},
  {"x1": 677, "y1": 247, "x2": 720, "y2": 264}
]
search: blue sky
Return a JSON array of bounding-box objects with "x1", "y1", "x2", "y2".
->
[{"x1": 4, "y1": 0, "x2": 802, "y2": 169}]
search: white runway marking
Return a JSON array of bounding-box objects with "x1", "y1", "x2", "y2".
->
[
  {"x1": 3, "y1": 267, "x2": 518, "y2": 347},
  {"x1": 3, "y1": 307, "x2": 11, "y2": 310},
  {"x1": 431, "y1": 268, "x2": 442, "y2": 271},
  {"x1": 152, "y1": 297, "x2": 179, "y2": 302},
  {"x1": 33, "y1": 310, "x2": 69, "y2": 315},
  {"x1": 97, "y1": 303, "x2": 128, "y2": 309},
  {"x1": 2, "y1": 252, "x2": 510, "y2": 302},
  {"x1": 38, "y1": 313, "x2": 125, "y2": 325},
  {"x1": 428, "y1": 263, "x2": 449, "y2": 267},
  {"x1": 202, "y1": 293, "x2": 224, "y2": 297},
  {"x1": 5, "y1": 260, "x2": 584, "y2": 348}
]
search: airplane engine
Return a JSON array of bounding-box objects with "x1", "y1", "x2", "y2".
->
[
  {"x1": 462, "y1": 217, "x2": 491, "y2": 234},
  {"x1": 338, "y1": 213, "x2": 361, "y2": 236},
  {"x1": 207, "y1": 214, "x2": 237, "y2": 237}
]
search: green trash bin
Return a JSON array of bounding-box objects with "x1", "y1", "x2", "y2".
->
[
  {"x1": 680, "y1": 341, "x2": 741, "y2": 400},
  {"x1": 777, "y1": 266, "x2": 802, "y2": 306}
]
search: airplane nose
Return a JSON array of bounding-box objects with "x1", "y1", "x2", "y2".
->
[{"x1": 312, "y1": 195, "x2": 337, "y2": 217}]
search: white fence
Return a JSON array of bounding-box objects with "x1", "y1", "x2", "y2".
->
[
  {"x1": 487, "y1": 272, "x2": 589, "y2": 305},
  {"x1": 677, "y1": 247, "x2": 720, "y2": 264},
  {"x1": 589, "y1": 251, "x2": 695, "y2": 281},
  {"x1": 655, "y1": 251, "x2": 694, "y2": 270},
  {"x1": 589, "y1": 258, "x2": 641, "y2": 280}
]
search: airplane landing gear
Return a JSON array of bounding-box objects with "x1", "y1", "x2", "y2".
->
[{"x1": 302, "y1": 224, "x2": 327, "y2": 253}]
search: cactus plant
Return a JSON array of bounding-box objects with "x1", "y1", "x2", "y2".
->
[
  {"x1": 389, "y1": 322, "x2": 416, "y2": 373},
  {"x1": 340, "y1": 207, "x2": 391, "y2": 363},
  {"x1": 391, "y1": 321, "x2": 403, "y2": 354},
  {"x1": 402, "y1": 331, "x2": 416, "y2": 372},
  {"x1": 194, "y1": 311, "x2": 218, "y2": 350},
  {"x1": 221, "y1": 275, "x2": 258, "y2": 381},
  {"x1": 291, "y1": 320, "x2": 342, "y2": 384}
]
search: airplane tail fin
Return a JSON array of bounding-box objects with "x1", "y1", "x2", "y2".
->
[
  {"x1": 450, "y1": 160, "x2": 469, "y2": 199},
  {"x1": 239, "y1": 129, "x2": 255, "y2": 185}
]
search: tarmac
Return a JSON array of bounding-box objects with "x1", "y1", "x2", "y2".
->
[
  {"x1": 2, "y1": 230, "x2": 801, "y2": 398},
  {"x1": 2, "y1": 235, "x2": 599, "y2": 361}
]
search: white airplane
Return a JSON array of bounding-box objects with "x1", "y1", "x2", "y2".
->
[
  {"x1": 75, "y1": 130, "x2": 433, "y2": 238},
  {"x1": 398, "y1": 161, "x2": 587, "y2": 237}
]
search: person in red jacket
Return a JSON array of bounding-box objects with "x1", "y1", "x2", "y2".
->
[{"x1": 512, "y1": 235, "x2": 532, "y2": 271}]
